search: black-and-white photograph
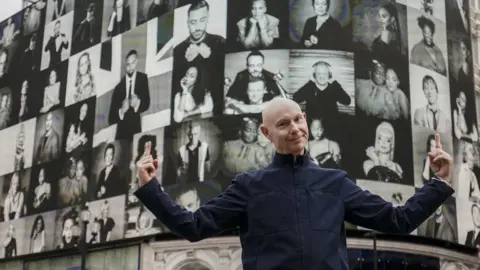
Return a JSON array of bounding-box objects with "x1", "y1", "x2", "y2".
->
[
  {"x1": 85, "y1": 195, "x2": 125, "y2": 244},
  {"x1": 226, "y1": 0, "x2": 289, "y2": 52},
  {"x1": 128, "y1": 127, "x2": 164, "y2": 206},
  {"x1": 45, "y1": 0, "x2": 74, "y2": 25},
  {"x1": 407, "y1": 7, "x2": 448, "y2": 76},
  {"x1": 219, "y1": 115, "x2": 274, "y2": 182},
  {"x1": 0, "y1": 85, "x2": 14, "y2": 131},
  {"x1": 136, "y1": 0, "x2": 171, "y2": 25},
  {"x1": 223, "y1": 49, "x2": 289, "y2": 116},
  {"x1": 356, "y1": 179, "x2": 416, "y2": 232},
  {"x1": 32, "y1": 108, "x2": 65, "y2": 165},
  {"x1": 440, "y1": 260, "x2": 475, "y2": 270},
  {"x1": 403, "y1": 0, "x2": 446, "y2": 22},
  {"x1": 352, "y1": 1, "x2": 409, "y2": 74},
  {"x1": 355, "y1": 59, "x2": 410, "y2": 121},
  {"x1": 290, "y1": 0, "x2": 351, "y2": 51},
  {"x1": 445, "y1": 0, "x2": 470, "y2": 35},
  {"x1": 350, "y1": 119, "x2": 413, "y2": 185},
  {"x1": 0, "y1": 13, "x2": 22, "y2": 48},
  {"x1": 124, "y1": 202, "x2": 163, "y2": 238},
  {"x1": 172, "y1": 0, "x2": 227, "y2": 116},
  {"x1": 71, "y1": 0, "x2": 103, "y2": 55},
  {"x1": 65, "y1": 43, "x2": 120, "y2": 107},
  {"x1": 89, "y1": 140, "x2": 131, "y2": 201},
  {"x1": 165, "y1": 181, "x2": 222, "y2": 212},
  {"x1": 9, "y1": 77, "x2": 38, "y2": 125},
  {"x1": 26, "y1": 161, "x2": 61, "y2": 215},
  {"x1": 453, "y1": 140, "x2": 480, "y2": 201},
  {"x1": 63, "y1": 97, "x2": 95, "y2": 156},
  {"x1": 0, "y1": 47, "x2": 10, "y2": 88},
  {"x1": 0, "y1": 169, "x2": 31, "y2": 222},
  {"x1": 289, "y1": 50, "x2": 354, "y2": 138},
  {"x1": 40, "y1": 12, "x2": 73, "y2": 70},
  {"x1": 57, "y1": 150, "x2": 90, "y2": 208},
  {"x1": 410, "y1": 64, "x2": 452, "y2": 134},
  {"x1": 11, "y1": 30, "x2": 43, "y2": 79},
  {"x1": 417, "y1": 196, "x2": 457, "y2": 243},
  {"x1": 450, "y1": 88, "x2": 478, "y2": 142},
  {"x1": 411, "y1": 127, "x2": 454, "y2": 188},
  {"x1": 54, "y1": 205, "x2": 82, "y2": 249},
  {"x1": 0, "y1": 119, "x2": 36, "y2": 176},
  {"x1": 0, "y1": 217, "x2": 26, "y2": 258},
  {"x1": 101, "y1": 0, "x2": 135, "y2": 41},
  {"x1": 37, "y1": 61, "x2": 68, "y2": 114},
  {"x1": 162, "y1": 119, "x2": 223, "y2": 188},
  {"x1": 457, "y1": 199, "x2": 480, "y2": 248},
  {"x1": 23, "y1": 210, "x2": 56, "y2": 254},
  {"x1": 22, "y1": 0, "x2": 46, "y2": 36},
  {"x1": 144, "y1": 12, "x2": 174, "y2": 77}
]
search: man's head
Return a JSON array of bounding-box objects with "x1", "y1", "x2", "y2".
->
[
  {"x1": 104, "y1": 143, "x2": 115, "y2": 166},
  {"x1": 312, "y1": 61, "x2": 331, "y2": 87},
  {"x1": 422, "y1": 75, "x2": 438, "y2": 105},
  {"x1": 246, "y1": 51, "x2": 264, "y2": 77},
  {"x1": 45, "y1": 112, "x2": 53, "y2": 132},
  {"x1": 247, "y1": 77, "x2": 266, "y2": 104},
  {"x1": 251, "y1": 0, "x2": 267, "y2": 18},
  {"x1": 0, "y1": 49, "x2": 8, "y2": 76},
  {"x1": 260, "y1": 98, "x2": 308, "y2": 156},
  {"x1": 418, "y1": 16, "x2": 435, "y2": 46},
  {"x1": 187, "y1": 0, "x2": 210, "y2": 41},
  {"x1": 371, "y1": 60, "x2": 386, "y2": 86},
  {"x1": 54, "y1": 20, "x2": 61, "y2": 37},
  {"x1": 125, "y1": 49, "x2": 138, "y2": 76},
  {"x1": 187, "y1": 122, "x2": 201, "y2": 144},
  {"x1": 176, "y1": 187, "x2": 200, "y2": 212},
  {"x1": 240, "y1": 117, "x2": 258, "y2": 143}
]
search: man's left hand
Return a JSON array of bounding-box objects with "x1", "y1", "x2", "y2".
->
[{"x1": 428, "y1": 134, "x2": 453, "y2": 182}]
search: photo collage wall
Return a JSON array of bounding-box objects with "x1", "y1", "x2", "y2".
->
[{"x1": 0, "y1": 0, "x2": 478, "y2": 259}]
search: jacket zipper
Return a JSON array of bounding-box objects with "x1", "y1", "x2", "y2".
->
[{"x1": 292, "y1": 167, "x2": 305, "y2": 267}]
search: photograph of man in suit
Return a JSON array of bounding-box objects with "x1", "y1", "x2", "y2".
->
[
  {"x1": 35, "y1": 112, "x2": 61, "y2": 164},
  {"x1": 413, "y1": 75, "x2": 449, "y2": 133},
  {"x1": 43, "y1": 20, "x2": 69, "y2": 68},
  {"x1": 465, "y1": 203, "x2": 480, "y2": 248},
  {"x1": 418, "y1": 203, "x2": 457, "y2": 242},
  {"x1": 177, "y1": 122, "x2": 210, "y2": 184},
  {"x1": 19, "y1": 33, "x2": 39, "y2": 75},
  {"x1": 108, "y1": 49, "x2": 150, "y2": 140},
  {"x1": 95, "y1": 143, "x2": 121, "y2": 199}
]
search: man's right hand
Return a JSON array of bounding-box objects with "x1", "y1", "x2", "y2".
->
[{"x1": 136, "y1": 142, "x2": 158, "y2": 186}]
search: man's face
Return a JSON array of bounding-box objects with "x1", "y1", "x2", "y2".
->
[
  {"x1": 0, "y1": 52, "x2": 7, "y2": 76},
  {"x1": 188, "y1": 125, "x2": 200, "y2": 144},
  {"x1": 460, "y1": 41, "x2": 469, "y2": 60},
  {"x1": 314, "y1": 64, "x2": 329, "y2": 86},
  {"x1": 435, "y1": 206, "x2": 442, "y2": 216},
  {"x1": 423, "y1": 79, "x2": 438, "y2": 104},
  {"x1": 178, "y1": 190, "x2": 200, "y2": 212},
  {"x1": 79, "y1": 104, "x2": 88, "y2": 120},
  {"x1": 457, "y1": 91, "x2": 466, "y2": 110},
  {"x1": 69, "y1": 162, "x2": 76, "y2": 178},
  {"x1": 76, "y1": 161, "x2": 84, "y2": 180},
  {"x1": 247, "y1": 81, "x2": 265, "y2": 104},
  {"x1": 45, "y1": 113, "x2": 53, "y2": 131},
  {"x1": 187, "y1": 7, "x2": 209, "y2": 41},
  {"x1": 125, "y1": 54, "x2": 137, "y2": 75},
  {"x1": 372, "y1": 63, "x2": 386, "y2": 85},
  {"x1": 54, "y1": 22, "x2": 61, "y2": 36},
  {"x1": 310, "y1": 119, "x2": 324, "y2": 140},
  {"x1": 247, "y1": 55, "x2": 263, "y2": 77},
  {"x1": 313, "y1": 0, "x2": 329, "y2": 16},
  {"x1": 104, "y1": 148, "x2": 114, "y2": 166},
  {"x1": 251, "y1": 0, "x2": 266, "y2": 18},
  {"x1": 63, "y1": 219, "x2": 74, "y2": 242},
  {"x1": 241, "y1": 120, "x2": 257, "y2": 143},
  {"x1": 422, "y1": 25, "x2": 433, "y2": 46},
  {"x1": 262, "y1": 105, "x2": 308, "y2": 155}
]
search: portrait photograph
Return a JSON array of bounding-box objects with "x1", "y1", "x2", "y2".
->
[
  {"x1": 124, "y1": 202, "x2": 164, "y2": 238},
  {"x1": 65, "y1": 41, "x2": 121, "y2": 107},
  {"x1": 57, "y1": 150, "x2": 91, "y2": 208},
  {"x1": 136, "y1": 0, "x2": 172, "y2": 25},
  {"x1": 54, "y1": 205, "x2": 82, "y2": 250},
  {"x1": 89, "y1": 140, "x2": 131, "y2": 201},
  {"x1": 62, "y1": 97, "x2": 95, "y2": 156},
  {"x1": 226, "y1": 0, "x2": 289, "y2": 52},
  {"x1": 162, "y1": 118, "x2": 223, "y2": 188},
  {"x1": 445, "y1": 0, "x2": 470, "y2": 35},
  {"x1": 0, "y1": 168, "x2": 31, "y2": 222},
  {"x1": 223, "y1": 49, "x2": 289, "y2": 116},
  {"x1": 403, "y1": 0, "x2": 446, "y2": 22},
  {"x1": 22, "y1": 0, "x2": 46, "y2": 36},
  {"x1": 440, "y1": 260, "x2": 475, "y2": 270},
  {"x1": 85, "y1": 195, "x2": 125, "y2": 244},
  {"x1": 0, "y1": 86, "x2": 15, "y2": 132},
  {"x1": 23, "y1": 210, "x2": 56, "y2": 254},
  {"x1": 0, "y1": 217, "x2": 26, "y2": 258},
  {"x1": 10, "y1": 29, "x2": 43, "y2": 78},
  {"x1": 145, "y1": 13, "x2": 174, "y2": 77},
  {"x1": 0, "y1": 12, "x2": 23, "y2": 49},
  {"x1": 9, "y1": 76, "x2": 38, "y2": 126},
  {"x1": 417, "y1": 196, "x2": 458, "y2": 243},
  {"x1": 128, "y1": 127, "x2": 164, "y2": 206},
  {"x1": 452, "y1": 140, "x2": 480, "y2": 202},
  {"x1": 40, "y1": 12, "x2": 74, "y2": 71},
  {"x1": 71, "y1": 0, "x2": 104, "y2": 55},
  {"x1": 32, "y1": 108, "x2": 65, "y2": 166},
  {"x1": 26, "y1": 160, "x2": 62, "y2": 215},
  {"x1": 411, "y1": 126, "x2": 453, "y2": 188},
  {"x1": 100, "y1": 0, "x2": 137, "y2": 41},
  {"x1": 352, "y1": 0, "x2": 409, "y2": 82},
  {"x1": 450, "y1": 86, "x2": 477, "y2": 143},
  {"x1": 356, "y1": 179, "x2": 416, "y2": 233},
  {"x1": 172, "y1": 0, "x2": 227, "y2": 117},
  {"x1": 37, "y1": 60, "x2": 68, "y2": 115},
  {"x1": 290, "y1": 0, "x2": 352, "y2": 51},
  {"x1": 0, "y1": 118, "x2": 36, "y2": 176},
  {"x1": 456, "y1": 198, "x2": 480, "y2": 248},
  {"x1": 406, "y1": 7, "x2": 448, "y2": 76},
  {"x1": 409, "y1": 64, "x2": 452, "y2": 135},
  {"x1": 44, "y1": 0, "x2": 74, "y2": 25},
  {"x1": 165, "y1": 181, "x2": 222, "y2": 213},
  {"x1": 348, "y1": 118, "x2": 414, "y2": 185}
]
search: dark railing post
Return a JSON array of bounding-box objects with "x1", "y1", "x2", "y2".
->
[{"x1": 80, "y1": 220, "x2": 88, "y2": 270}]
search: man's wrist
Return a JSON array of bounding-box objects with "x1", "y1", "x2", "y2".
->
[{"x1": 433, "y1": 174, "x2": 451, "y2": 187}]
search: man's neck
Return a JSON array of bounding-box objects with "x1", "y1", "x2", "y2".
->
[{"x1": 190, "y1": 33, "x2": 206, "y2": 44}]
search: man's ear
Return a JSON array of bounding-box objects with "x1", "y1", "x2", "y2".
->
[
  {"x1": 302, "y1": 112, "x2": 307, "y2": 121},
  {"x1": 260, "y1": 124, "x2": 269, "y2": 139}
]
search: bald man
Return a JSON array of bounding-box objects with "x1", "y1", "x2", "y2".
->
[{"x1": 134, "y1": 98, "x2": 455, "y2": 269}]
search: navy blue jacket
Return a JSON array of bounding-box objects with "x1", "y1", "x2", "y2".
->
[{"x1": 134, "y1": 152, "x2": 455, "y2": 270}]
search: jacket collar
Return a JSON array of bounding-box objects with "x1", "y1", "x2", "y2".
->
[{"x1": 272, "y1": 149, "x2": 311, "y2": 167}]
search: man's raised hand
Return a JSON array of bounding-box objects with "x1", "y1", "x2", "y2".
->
[
  {"x1": 428, "y1": 134, "x2": 453, "y2": 182},
  {"x1": 136, "y1": 142, "x2": 158, "y2": 186}
]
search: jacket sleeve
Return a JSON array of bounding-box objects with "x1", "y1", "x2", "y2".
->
[
  {"x1": 341, "y1": 172, "x2": 455, "y2": 234},
  {"x1": 133, "y1": 175, "x2": 249, "y2": 242}
]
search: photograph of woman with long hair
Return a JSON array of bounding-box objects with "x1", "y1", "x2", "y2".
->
[{"x1": 28, "y1": 215, "x2": 45, "y2": 253}]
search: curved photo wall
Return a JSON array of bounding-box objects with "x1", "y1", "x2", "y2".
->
[{"x1": 0, "y1": 0, "x2": 477, "y2": 259}]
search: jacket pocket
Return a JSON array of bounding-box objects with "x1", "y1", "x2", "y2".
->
[
  {"x1": 307, "y1": 189, "x2": 343, "y2": 232},
  {"x1": 249, "y1": 190, "x2": 293, "y2": 235}
]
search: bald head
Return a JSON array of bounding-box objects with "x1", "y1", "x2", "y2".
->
[{"x1": 261, "y1": 97, "x2": 302, "y2": 126}]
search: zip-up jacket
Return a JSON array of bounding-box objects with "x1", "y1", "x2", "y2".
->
[{"x1": 134, "y1": 151, "x2": 455, "y2": 269}]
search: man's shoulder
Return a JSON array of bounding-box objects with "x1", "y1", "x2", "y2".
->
[{"x1": 206, "y1": 32, "x2": 226, "y2": 43}]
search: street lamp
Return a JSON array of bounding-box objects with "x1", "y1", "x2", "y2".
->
[{"x1": 80, "y1": 203, "x2": 91, "y2": 270}]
